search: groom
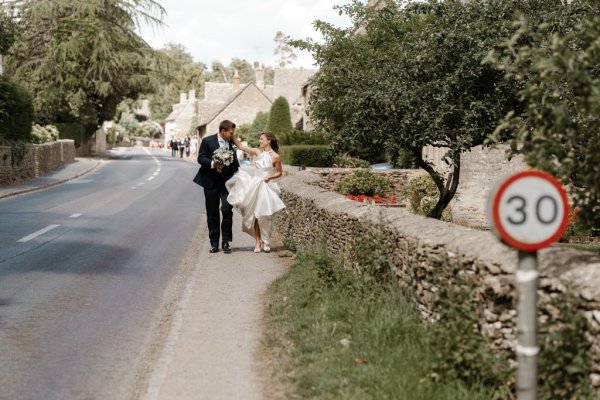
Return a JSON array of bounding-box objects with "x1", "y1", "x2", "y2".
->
[{"x1": 193, "y1": 120, "x2": 240, "y2": 254}]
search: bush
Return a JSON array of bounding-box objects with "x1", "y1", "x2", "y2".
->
[
  {"x1": 266, "y1": 96, "x2": 292, "y2": 136},
  {"x1": 30, "y1": 124, "x2": 59, "y2": 144},
  {"x1": 54, "y1": 122, "x2": 87, "y2": 148},
  {"x1": 279, "y1": 145, "x2": 331, "y2": 167},
  {"x1": 0, "y1": 77, "x2": 34, "y2": 142},
  {"x1": 395, "y1": 148, "x2": 417, "y2": 169},
  {"x1": 247, "y1": 111, "x2": 269, "y2": 147},
  {"x1": 404, "y1": 174, "x2": 438, "y2": 214},
  {"x1": 404, "y1": 174, "x2": 452, "y2": 221},
  {"x1": 334, "y1": 168, "x2": 391, "y2": 196},
  {"x1": 280, "y1": 129, "x2": 329, "y2": 145},
  {"x1": 333, "y1": 154, "x2": 370, "y2": 168}
]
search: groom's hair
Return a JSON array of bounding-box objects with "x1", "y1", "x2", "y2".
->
[{"x1": 219, "y1": 120, "x2": 236, "y2": 132}]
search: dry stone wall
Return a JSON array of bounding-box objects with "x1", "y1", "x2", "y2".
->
[
  {"x1": 274, "y1": 169, "x2": 600, "y2": 391},
  {"x1": 0, "y1": 140, "x2": 75, "y2": 186}
]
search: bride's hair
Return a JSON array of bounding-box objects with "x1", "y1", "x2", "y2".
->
[{"x1": 261, "y1": 131, "x2": 279, "y2": 153}]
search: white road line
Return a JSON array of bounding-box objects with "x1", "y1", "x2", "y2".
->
[
  {"x1": 18, "y1": 224, "x2": 61, "y2": 242},
  {"x1": 147, "y1": 176, "x2": 155, "y2": 181},
  {"x1": 69, "y1": 213, "x2": 83, "y2": 218}
]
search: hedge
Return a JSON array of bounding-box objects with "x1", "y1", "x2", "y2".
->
[
  {"x1": 279, "y1": 145, "x2": 331, "y2": 167},
  {"x1": 0, "y1": 76, "x2": 34, "y2": 142}
]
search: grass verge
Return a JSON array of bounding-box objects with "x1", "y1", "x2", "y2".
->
[{"x1": 263, "y1": 244, "x2": 497, "y2": 399}]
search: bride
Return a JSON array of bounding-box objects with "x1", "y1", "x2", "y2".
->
[{"x1": 226, "y1": 131, "x2": 286, "y2": 253}]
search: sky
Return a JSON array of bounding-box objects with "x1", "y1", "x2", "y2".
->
[{"x1": 138, "y1": 0, "x2": 355, "y2": 69}]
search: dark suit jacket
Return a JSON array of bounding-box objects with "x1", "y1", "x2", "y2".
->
[{"x1": 193, "y1": 133, "x2": 239, "y2": 189}]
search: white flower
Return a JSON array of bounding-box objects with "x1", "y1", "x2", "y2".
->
[{"x1": 212, "y1": 148, "x2": 234, "y2": 166}]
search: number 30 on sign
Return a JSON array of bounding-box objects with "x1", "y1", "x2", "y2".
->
[{"x1": 487, "y1": 170, "x2": 570, "y2": 252}]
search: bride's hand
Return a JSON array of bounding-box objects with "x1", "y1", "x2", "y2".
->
[{"x1": 232, "y1": 136, "x2": 241, "y2": 147}]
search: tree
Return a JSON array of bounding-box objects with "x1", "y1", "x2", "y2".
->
[
  {"x1": 205, "y1": 58, "x2": 256, "y2": 83},
  {"x1": 0, "y1": 76, "x2": 33, "y2": 141},
  {"x1": 292, "y1": 0, "x2": 599, "y2": 219},
  {"x1": 142, "y1": 43, "x2": 206, "y2": 120},
  {"x1": 489, "y1": 14, "x2": 600, "y2": 228},
  {"x1": 247, "y1": 111, "x2": 270, "y2": 147},
  {"x1": 0, "y1": 9, "x2": 17, "y2": 55},
  {"x1": 3, "y1": 0, "x2": 165, "y2": 134},
  {"x1": 266, "y1": 96, "x2": 292, "y2": 137},
  {"x1": 273, "y1": 31, "x2": 297, "y2": 68}
]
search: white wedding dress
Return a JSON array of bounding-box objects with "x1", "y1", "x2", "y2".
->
[{"x1": 226, "y1": 150, "x2": 286, "y2": 245}]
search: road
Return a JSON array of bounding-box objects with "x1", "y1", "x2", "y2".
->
[{"x1": 0, "y1": 147, "x2": 203, "y2": 400}]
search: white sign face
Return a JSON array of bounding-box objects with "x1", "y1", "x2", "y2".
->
[{"x1": 488, "y1": 171, "x2": 570, "y2": 251}]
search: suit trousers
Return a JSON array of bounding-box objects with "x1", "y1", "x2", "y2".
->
[{"x1": 204, "y1": 184, "x2": 233, "y2": 247}]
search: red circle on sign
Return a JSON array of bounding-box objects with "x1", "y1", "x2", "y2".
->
[{"x1": 491, "y1": 170, "x2": 570, "y2": 251}]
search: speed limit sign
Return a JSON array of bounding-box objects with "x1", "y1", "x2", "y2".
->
[{"x1": 487, "y1": 170, "x2": 570, "y2": 251}]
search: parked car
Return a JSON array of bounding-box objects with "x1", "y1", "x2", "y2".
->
[
  {"x1": 150, "y1": 139, "x2": 163, "y2": 148},
  {"x1": 371, "y1": 162, "x2": 393, "y2": 170}
]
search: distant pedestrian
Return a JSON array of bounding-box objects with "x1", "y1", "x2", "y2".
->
[
  {"x1": 179, "y1": 139, "x2": 185, "y2": 158},
  {"x1": 185, "y1": 136, "x2": 191, "y2": 157},
  {"x1": 170, "y1": 138, "x2": 178, "y2": 157}
]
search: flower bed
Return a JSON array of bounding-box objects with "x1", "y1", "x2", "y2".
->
[{"x1": 345, "y1": 194, "x2": 401, "y2": 206}]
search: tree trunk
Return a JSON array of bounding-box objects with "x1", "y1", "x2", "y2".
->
[{"x1": 414, "y1": 150, "x2": 461, "y2": 220}]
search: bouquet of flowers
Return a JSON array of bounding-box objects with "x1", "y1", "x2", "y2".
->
[{"x1": 212, "y1": 147, "x2": 234, "y2": 172}]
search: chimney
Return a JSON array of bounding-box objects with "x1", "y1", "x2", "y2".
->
[
  {"x1": 179, "y1": 92, "x2": 187, "y2": 104},
  {"x1": 188, "y1": 89, "x2": 196, "y2": 101},
  {"x1": 232, "y1": 70, "x2": 240, "y2": 92},
  {"x1": 255, "y1": 64, "x2": 264, "y2": 89}
]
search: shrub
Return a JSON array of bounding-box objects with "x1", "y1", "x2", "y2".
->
[
  {"x1": 247, "y1": 111, "x2": 269, "y2": 147},
  {"x1": 333, "y1": 154, "x2": 370, "y2": 168},
  {"x1": 560, "y1": 207, "x2": 595, "y2": 242},
  {"x1": 266, "y1": 96, "x2": 292, "y2": 136},
  {"x1": 280, "y1": 129, "x2": 329, "y2": 145},
  {"x1": 538, "y1": 291, "x2": 593, "y2": 399},
  {"x1": 30, "y1": 124, "x2": 59, "y2": 144},
  {"x1": 404, "y1": 174, "x2": 436, "y2": 214},
  {"x1": 0, "y1": 77, "x2": 34, "y2": 142},
  {"x1": 395, "y1": 148, "x2": 417, "y2": 169},
  {"x1": 279, "y1": 144, "x2": 331, "y2": 167},
  {"x1": 404, "y1": 173, "x2": 453, "y2": 221},
  {"x1": 334, "y1": 168, "x2": 391, "y2": 196},
  {"x1": 54, "y1": 122, "x2": 87, "y2": 148}
]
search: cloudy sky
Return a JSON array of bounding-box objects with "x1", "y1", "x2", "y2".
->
[{"x1": 138, "y1": 0, "x2": 354, "y2": 68}]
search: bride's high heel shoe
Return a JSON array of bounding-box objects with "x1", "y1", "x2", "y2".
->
[
  {"x1": 262, "y1": 243, "x2": 271, "y2": 253},
  {"x1": 254, "y1": 246, "x2": 261, "y2": 253}
]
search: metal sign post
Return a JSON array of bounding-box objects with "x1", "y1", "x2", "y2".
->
[
  {"x1": 516, "y1": 250, "x2": 539, "y2": 400},
  {"x1": 487, "y1": 170, "x2": 570, "y2": 400}
]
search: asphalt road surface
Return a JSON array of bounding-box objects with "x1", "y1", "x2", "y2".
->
[{"x1": 0, "y1": 147, "x2": 204, "y2": 400}]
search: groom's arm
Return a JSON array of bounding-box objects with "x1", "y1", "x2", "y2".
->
[{"x1": 198, "y1": 137, "x2": 213, "y2": 168}]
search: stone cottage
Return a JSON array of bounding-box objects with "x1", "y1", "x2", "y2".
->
[
  {"x1": 164, "y1": 90, "x2": 198, "y2": 140},
  {"x1": 165, "y1": 66, "x2": 318, "y2": 140},
  {"x1": 196, "y1": 71, "x2": 272, "y2": 137}
]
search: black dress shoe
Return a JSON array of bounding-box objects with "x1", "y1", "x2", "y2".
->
[
  {"x1": 209, "y1": 245, "x2": 219, "y2": 253},
  {"x1": 222, "y1": 242, "x2": 231, "y2": 254}
]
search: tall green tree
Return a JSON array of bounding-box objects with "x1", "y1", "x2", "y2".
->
[
  {"x1": 3, "y1": 0, "x2": 165, "y2": 133},
  {"x1": 293, "y1": 0, "x2": 599, "y2": 219},
  {"x1": 266, "y1": 96, "x2": 292, "y2": 137},
  {"x1": 273, "y1": 31, "x2": 297, "y2": 68},
  {"x1": 205, "y1": 58, "x2": 255, "y2": 83},
  {"x1": 143, "y1": 43, "x2": 206, "y2": 120},
  {"x1": 489, "y1": 14, "x2": 600, "y2": 228},
  {"x1": 247, "y1": 111, "x2": 270, "y2": 147}
]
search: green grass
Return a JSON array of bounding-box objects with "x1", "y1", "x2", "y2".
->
[
  {"x1": 556, "y1": 242, "x2": 600, "y2": 254},
  {"x1": 263, "y1": 244, "x2": 497, "y2": 399}
]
